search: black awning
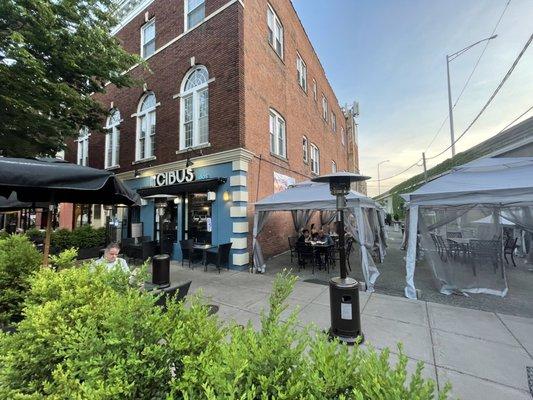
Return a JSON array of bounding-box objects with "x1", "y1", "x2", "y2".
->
[{"x1": 137, "y1": 178, "x2": 226, "y2": 197}]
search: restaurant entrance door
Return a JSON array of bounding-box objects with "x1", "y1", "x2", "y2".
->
[{"x1": 184, "y1": 192, "x2": 212, "y2": 244}]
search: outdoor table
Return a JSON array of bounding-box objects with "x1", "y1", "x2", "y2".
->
[
  {"x1": 193, "y1": 243, "x2": 216, "y2": 266},
  {"x1": 309, "y1": 241, "x2": 333, "y2": 269}
]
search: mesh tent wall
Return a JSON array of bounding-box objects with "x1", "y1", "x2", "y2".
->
[
  {"x1": 402, "y1": 157, "x2": 533, "y2": 299},
  {"x1": 253, "y1": 180, "x2": 386, "y2": 291}
]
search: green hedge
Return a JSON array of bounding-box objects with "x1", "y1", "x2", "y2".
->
[
  {"x1": 50, "y1": 225, "x2": 106, "y2": 251},
  {"x1": 0, "y1": 268, "x2": 450, "y2": 399}
]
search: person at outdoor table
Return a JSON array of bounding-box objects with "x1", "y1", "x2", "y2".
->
[
  {"x1": 298, "y1": 228, "x2": 311, "y2": 243},
  {"x1": 96, "y1": 242, "x2": 130, "y2": 273},
  {"x1": 316, "y1": 229, "x2": 334, "y2": 246}
]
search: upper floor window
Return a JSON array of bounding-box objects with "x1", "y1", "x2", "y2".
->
[
  {"x1": 185, "y1": 0, "x2": 205, "y2": 30},
  {"x1": 322, "y1": 95, "x2": 328, "y2": 121},
  {"x1": 302, "y1": 136, "x2": 308, "y2": 163},
  {"x1": 332, "y1": 112, "x2": 337, "y2": 132},
  {"x1": 331, "y1": 160, "x2": 337, "y2": 173},
  {"x1": 296, "y1": 53, "x2": 307, "y2": 91},
  {"x1": 267, "y1": 4, "x2": 283, "y2": 58},
  {"x1": 180, "y1": 65, "x2": 209, "y2": 149},
  {"x1": 269, "y1": 109, "x2": 286, "y2": 158},
  {"x1": 77, "y1": 127, "x2": 89, "y2": 166},
  {"x1": 105, "y1": 109, "x2": 121, "y2": 168},
  {"x1": 341, "y1": 127, "x2": 346, "y2": 146},
  {"x1": 136, "y1": 92, "x2": 156, "y2": 160},
  {"x1": 141, "y1": 20, "x2": 155, "y2": 58},
  {"x1": 310, "y1": 143, "x2": 320, "y2": 174},
  {"x1": 312, "y1": 79, "x2": 317, "y2": 101}
]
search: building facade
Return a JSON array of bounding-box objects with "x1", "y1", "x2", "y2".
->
[{"x1": 65, "y1": 0, "x2": 359, "y2": 268}]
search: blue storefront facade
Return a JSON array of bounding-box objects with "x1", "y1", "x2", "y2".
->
[{"x1": 118, "y1": 149, "x2": 253, "y2": 270}]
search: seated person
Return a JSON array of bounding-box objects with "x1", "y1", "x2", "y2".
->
[
  {"x1": 96, "y1": 243, "x2": 130, "y2": 273},
  {"x1": 298, "y1": 228, "x2": 311, "y2": 243},
  {"x1": 310, "y1": 228, "x2": 319, "y2": 241},
  {"x1": 316, "y1": 229, "x2": 334, "y2": 246}
]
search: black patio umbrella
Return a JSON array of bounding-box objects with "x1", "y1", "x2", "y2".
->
[
  {"x1": 0, "y1": 157, "x2": 140, "y2": 265},
  {"x1": 0, "y1": 192, "x2": 48, "y2": 212}
]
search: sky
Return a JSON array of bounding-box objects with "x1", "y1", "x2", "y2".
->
[{"x1": 292, "y1": 0, "x2": 533, "y2": 197}]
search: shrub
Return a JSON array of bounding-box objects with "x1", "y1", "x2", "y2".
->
[
  {"x1": 49, "y1": 248, "x2": 79, "y2": 270},
  {"x1": 50, "y1": 228, "x2": 72, "y2": 250},
  {"x1": 51, "y1": 226, "x2": 106, "y2": 252},
  {"x1": 0, "y1": 235, "x2": 42, "y2": 326},
  {"x1": 25, "y1": 227, "x2": 45, "y2": 242}
]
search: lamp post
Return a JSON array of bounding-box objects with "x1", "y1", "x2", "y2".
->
[
  {"x1": 377, "y1": 160, "x2": 389, "y2": 195},
  {"x1": 446, "y1": 34, "x2": 497, "y2": 157},
  {"x1": 312, "y1": 172, "x2": 370, "y2": 344}
]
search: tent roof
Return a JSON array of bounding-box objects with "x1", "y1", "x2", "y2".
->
[
  {"x1": 403, "y1": 157, "x2": 533, "y2": 206},
  {"x1": 254, "y1": 179, "x2": 377, "y2": 212}
]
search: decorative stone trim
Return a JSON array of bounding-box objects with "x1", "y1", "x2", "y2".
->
[
  {"x1": 230, "y1": 237, "x2": 247, "y2": 250},
  {"x1": 233, "y1": 222, "x2": 248, "y2": 233},
  {"x1": 230, "y1": 206, "x2": 247, "y2": 218},
  {"x1": 230, "y1": 175, "x2": 247, "y2": 187},
  {"x1": 232, "y1": 160, "x2": 249, "y2": 172},
  {"x1": 233, "y1": 252, "x2": 249, "y2": 266},
  {"x1": 232, "y1": 191, "x2": 248, "y2": 202}
]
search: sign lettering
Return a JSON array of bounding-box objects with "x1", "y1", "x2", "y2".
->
[{"x1": 154, "y1": 168, "x2": 195, "y2": 187}]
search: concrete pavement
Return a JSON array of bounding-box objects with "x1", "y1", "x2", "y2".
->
[{"x1": 168, "y1": 262, "x2": 533, "y2": 400}]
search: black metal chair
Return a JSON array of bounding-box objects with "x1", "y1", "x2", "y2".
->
[
  {"x1": 446, "y1": 231, "x2": 463, "y2": 239},
  {"x1": 205, "y1": 242, "x2": 233, "y2": 273},
  {"x1": 296, "y1": 242, "x2": 315, "y2": 273},
  {"x1": 504, "y1": 237, "x2": 518, "y2": 267},
  {"x1": 179, "y1": 239, "x2": 195, "y2": 268},
  {"x1": 130, "y1": 240, "x2": 157, "y2": 262},
  {"x1": 154, "y1": 281, "x2": 192, "y2": 310},
  {"x1": 288, "y1": 236, "x2": 298, "y2": 264},
  {"x1": 469, "y1": 239, "x2": 503, "y2": 277}
]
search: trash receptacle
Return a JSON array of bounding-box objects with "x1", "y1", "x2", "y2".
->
[
  {"x1": 329, "y1": 276, "x2": 363, "y2": 344},
  {"x1": 152, "y1": 254, "x2": 170, "y2": 287}
]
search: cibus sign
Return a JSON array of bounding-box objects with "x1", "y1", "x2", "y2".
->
[{"x1": 155, "y1": 167, "x2": 195, "y2": 187}]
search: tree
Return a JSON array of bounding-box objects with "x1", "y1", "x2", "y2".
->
[{"x1": 0, "y1": 0, "x2": 143, "y2": 157}]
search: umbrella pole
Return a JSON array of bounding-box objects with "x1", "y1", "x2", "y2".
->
[{"x1": 42, "y1": 205, "x2": 53, "y2": 267}]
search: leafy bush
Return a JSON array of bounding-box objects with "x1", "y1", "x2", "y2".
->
[
  {"x1": 0, "y1": 235, "x2": 42, "y2": 326},
  {"x1": 49, "y1": 248, "x2": 79, "y2": 270},
  {"x1": 50, "y1": 228, "x2": 72, "y2": 250},
  {"x1": 0, "y1": 268, "x2": 449, "y2": 399},
  {"x1": 51, "y1": 226, "x2": 106, "y2": 251},
  {"x1": 25, "y1": 227, "x2": 44, "y2": 242}
]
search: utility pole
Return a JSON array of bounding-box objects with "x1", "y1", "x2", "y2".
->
[
  {"x1": 422, "y1": 152, "x2": 428, "y2": 183},
  {"x1": 446, "y1": 54, "x2": 456, "y2": 158}
]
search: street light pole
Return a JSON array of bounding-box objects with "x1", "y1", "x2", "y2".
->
[
  {"x1": 446, "y1": 35, "x2": 497, "y2": 158},
  {"x1": 377, "y1": 160, "x2": 390, "y2": 195}
]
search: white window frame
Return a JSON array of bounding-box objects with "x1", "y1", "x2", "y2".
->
[
  {"x1": 296, "y1": 52, "x2": 307, "y2": 91},
  {"x1": 269, "y1": 109, "x2": 286, "y2": 158},
  {"x1": 312, "y1": 79, "x2": 317, "y2": 101},
  {"x1": 341, "y1": 127, "x2": 346, "y2": 146},
  {"x1": 332, "y1": 112, "x2": 336, "y2": 132},
  {"x1": 104, "y1": 109, "x2": 121, "y2": 169},
  {"x1": 302, "y1": 135, "x2": 308, "y2": 163},
  {"x1": 184, "y1": 0, "x2": 205, "y2": 31},
  {"x1": 76, "y1": 128, "x2": 89, "y2": 166},
  {"x1": 140, "y1": 19, "x2": 155, "y2": 58},
  {"x1": 136, "y1": 93, "x2": 157, "y2": 161},
  {"x1": 267, "y1": 4, "x2": 284, "y2": 58},
  {"x1": 179, "y1": 65, "x2": 210, "y2": 150},
  {"x1": 310, "y1": 143, "x2": 320, "y2": 175},
  {"x1": 331, "y1": 160, "x2": 337, "y2": 173},
  {"x1": 322, "y1": 95, "x2": 328, "y2": 121}
]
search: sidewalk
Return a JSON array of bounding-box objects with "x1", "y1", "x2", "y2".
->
[{"x1": 169, "y1": 262, "x2": 532, "y2": 400}]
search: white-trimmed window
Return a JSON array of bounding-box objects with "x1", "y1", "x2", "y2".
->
[
  {"x1": 302, "y1": 136, "x2": 308, "y2": 163},
  {"x1": 341, "y1": 127, "x2": 346, "y2": 146},
  {"x1": 105, "y1": 109, "x2": 120, "y2": 168},
  {"x1": 331, "y1": 160, "x2": 337, "y2": 173},
  {"x1": 136, "y1": 92, "x2": 156, "y2": 160},
  {"x1": 77, "y1": 127, "x2": 89, "y2": 166},
  {"x1": 185, "y1": 0, "x2": 205, "y2": 30},
  {"x1": 141, "y1": 20, "x2": 155, "y2": 58},
  {"x1": 332, "y1": 112, "x2": 337, "y2": 132},
  {"x1": 296, "y1": 53, "x2": 307, "y2": 91},
  {"x1": 312, "y1": 79, "x2": 317, "y2": 101},
  {"x1": 180, "y1": 65, "x2": 209, "y2": 149},
  {"x1": 310, "y1": 143, "x2": 320, "y2": 174},
  {"x1": 269, "y1": 109, "x2": 286, "y2": 158},
  {"x1": 322, "y1": 95, "x2": 328, "y2": 121},
  {"x1": 267, "y1": 4, "x2": 283, "y2": 58}
]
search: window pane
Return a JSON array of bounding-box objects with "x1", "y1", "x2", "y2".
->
[
  {"x1": 144, "y1": 22, "x2": 155, "y2": 42},
  {"x1": 114, "y1": 129, "x2": 120, "y2": 166},
  {"x1": 140, "y1": 116, "x2": 146, "y2": 138},
  {"x1": 144, "y1": 40, "x2": 155, "y2": 57},
  {"x1": 141, "y1": 93, "x2": 156, "y2": 111},
  {"x1": 184, "y1": 95, "x2": 193, "y2": 147},
  {"x1": 188, "y1": 4, "x2": 205, "y2": 28},
  {"x1": 106, "y1": 132, "x2": 112, "y2": 167},
  {"x1": 198, "y1": 89, "x2": 209, "y2": 144},
  {"x1": 269, "y1": 114, "x2": 275, "y2": 153},
  {"x1": 185, "y1": 67, "x2": 208, "y2": 91},
  {"x1": 277, "y1": 117, "x2": 285, "y2": 157}
]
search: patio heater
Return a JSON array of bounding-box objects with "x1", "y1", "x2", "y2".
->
[
  {"x1": 103, "y1": 204, "x2": 113, "y2": 245},
  {"x1": 311, "y1": 172, "x2": 370, "y2": 344}
]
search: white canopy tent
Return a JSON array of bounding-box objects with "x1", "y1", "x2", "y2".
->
[
  {"x1": 402, "y1": 157, "x2": 533, "y2": 299},
  {"x1": 253, "y1": 179, "x2": 387, "y2": 291}
]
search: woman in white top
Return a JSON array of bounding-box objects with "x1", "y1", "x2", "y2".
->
[{"x1": 97, "y1": 243, "x2": 129, "y2": 273}]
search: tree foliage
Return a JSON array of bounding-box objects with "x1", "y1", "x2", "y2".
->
[{"x1": 0, "y1": 0, "x2": 142, "y2": 157}]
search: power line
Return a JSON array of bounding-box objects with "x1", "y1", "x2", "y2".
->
[
  {"x1": 427, "y1": 32, "x2": 533, "y2": 161},
  {"x1": 369, "y1": 160, "x2": 421, "y2": 182},
  {"x1": 496, "y1": 105, "x2": 533, "y2": 133}
]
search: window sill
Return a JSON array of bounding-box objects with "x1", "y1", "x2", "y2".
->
[
  {"x1": 270, "y1": 152, "x2": 288, "y2": 163},
  {"x1": 132, "y1": 156, "x2": 156, "y2": 165},
  {"x1": 105, "y1": 165, "x2": 120, "y2": 171},
  {"x1": 268, "y1": 41, "x2": 285, "y2": 64},
  {"x1": 176, "y1": 142, "x2": 211, "y2": 154},
  {"x1": 298, "y1": 84, "x2": 307, "y2": 96}
]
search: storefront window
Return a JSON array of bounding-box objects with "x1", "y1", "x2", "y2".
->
[{"x1": 185, "y1": 193, "x2": 212, "y2": 244}]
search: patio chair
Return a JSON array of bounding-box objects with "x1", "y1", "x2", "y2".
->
[
  {"x1": 179, "y1": 239, "x2": 195, "y2": 268},
  {"x1": 129, "y1": 240, "x2": 157, "y2": 262},
  {"x1": 503, "y1": 237, "x2": 518, "y2": 267},
  {"x1": 288, "y1": 236, "x2": 298, "y2": 264},
  {"x1": 446, "y1": 231, "x2": 463, "y2": 239},
  {"x1": 205, "y1": 242, "x2": 233, "y2": 273},
  {"x1": 296, "y1": 242, "x2": 315, "y2": 273},
  {"x1": 469, "y1": 239, "x2": 502, "y2": 277},
  {"x1": 154, "y1": 281, "x2": 192, "y2": 311},
  {"x1": 435, "y1": 235, "x2": 449, "y2": 262}
]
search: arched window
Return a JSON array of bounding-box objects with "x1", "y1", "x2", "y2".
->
[
  {"x1": 136, "y1": 92, "x2": 156, "y2": 160},
  {"x1": 105, "y1": 109, "x2": 120, "y2": 168},
  {"x1": 180, "y1": 65, "x2": 209, "y2": 149}
]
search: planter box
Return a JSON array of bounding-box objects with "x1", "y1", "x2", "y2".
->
[{"x1": 77, "y1": 246, "x2": 102, "y2": 260}]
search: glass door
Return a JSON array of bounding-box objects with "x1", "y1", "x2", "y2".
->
[{"x1": 184, "y1": 192, "x2": 212, "y2": 244}]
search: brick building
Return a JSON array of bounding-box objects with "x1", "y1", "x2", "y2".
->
[{"x1": 65, "y1": 0, "x2": 360, "y2": 269}]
